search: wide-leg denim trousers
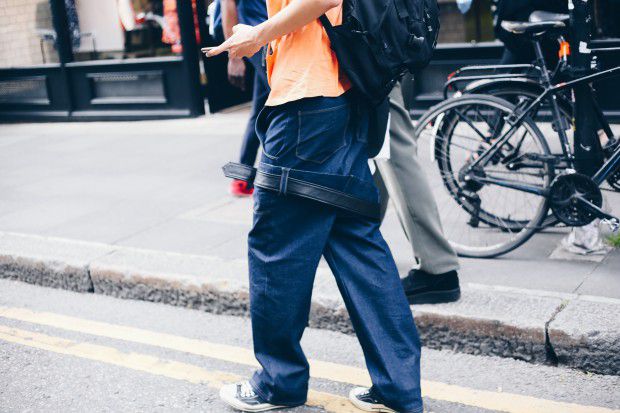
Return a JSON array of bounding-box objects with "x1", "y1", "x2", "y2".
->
[{"x1": 248, "y1": 93, "x2": 423, "y2": 413}]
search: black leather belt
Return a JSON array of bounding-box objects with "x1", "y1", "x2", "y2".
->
[{"x1": 222, "y1": 162, "x2": 380, "y2": 220}]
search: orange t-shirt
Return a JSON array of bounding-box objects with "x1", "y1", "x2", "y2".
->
[{"x1": 264, "y1": 0, "x2": 350, "y2": 106}]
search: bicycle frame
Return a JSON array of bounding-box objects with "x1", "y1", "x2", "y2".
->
[
  {"x1": 466, "y1": 63, "x2": 620, "y2": 196},
  {"x1": 593, "y1": 143, "x2": 620, "y2": 185}
]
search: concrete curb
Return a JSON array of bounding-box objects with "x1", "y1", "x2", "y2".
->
[{"x1": 1, "y1": 231, "x2": 618, "y2": 376}]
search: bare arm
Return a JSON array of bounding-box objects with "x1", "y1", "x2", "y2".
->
[
  {"x1": 220, "y1": 0, "x2": 247, "y2": 90},
  {"x1": 220, "y1": 0, "x2": 239, "y2": 39},
  {"x1": 207, "y1": 0, "x2": 342, "y2": 59}
]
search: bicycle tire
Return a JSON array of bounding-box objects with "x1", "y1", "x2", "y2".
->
[
  {"x1": 414, "y1": 94, "x2": 552, "y2": 258},
  {"x1": 463, "y1": 84, "x2": 573, "y2": 227}
]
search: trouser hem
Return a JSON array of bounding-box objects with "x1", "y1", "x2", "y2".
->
[
  {"x1": 383, "y1": 400, "x2": 424, "y2": 413},
  {"x1": 249, "y1": 376, "x2": 307, "y2": 407},
  {"x1": 418, "y1": 263, "x2": 460, "y2": 275}
]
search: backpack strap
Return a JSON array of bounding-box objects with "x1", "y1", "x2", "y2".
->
[
  {"x1": 319, "y1": 14, "x2": 332, "y2": 30},
  {"x1": 394, "y1": 0, "x2": 410, "y2": 19}
]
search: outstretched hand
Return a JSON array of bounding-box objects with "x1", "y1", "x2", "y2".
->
[{"x1": 206, "y1": 24, "x2": 265, "y2": 59}]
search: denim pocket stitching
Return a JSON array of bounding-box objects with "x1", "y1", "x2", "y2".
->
[
  {"x1": 256, "y1": 106, "x2": 286, "y2": 161},
  {"x1": 261, "y1": 147, "x2": 280, "y2": 161},
  {"x1": 295, "y1": 105, "x2": 349, "y2": 164}
]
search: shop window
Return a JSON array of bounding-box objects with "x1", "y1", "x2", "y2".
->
[
  {"x1": 69, "y1": 0, "x2": 203, "y2": 62},
  {"x1": 0, "y1": 0, "x2": 59, "y2": 67},
  {"x1": 70, "y1": 0, "x2": 166, "y2": 61},
  {"x1": 437, "y1": 0, "x2": 494, "y2": 44}
]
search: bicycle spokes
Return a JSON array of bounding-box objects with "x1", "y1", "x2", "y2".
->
[{"x1": 415, "y1": 96, "x2": 552, "y2": 257}]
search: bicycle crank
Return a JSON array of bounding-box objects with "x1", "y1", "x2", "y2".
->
[{"x1": 548, "y1": 173, "x2": 604, "y2": 227}]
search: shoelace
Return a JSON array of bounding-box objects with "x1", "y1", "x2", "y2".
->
[
  {"x1": 359, "y1": 389, "x2": 381, "y2": 403},
  {"x1": 238, "y1": 381, "x2": 257, "y2": 399},
  {"x1": 359, "y1": 389, "x2": 373, "y2": 399}
]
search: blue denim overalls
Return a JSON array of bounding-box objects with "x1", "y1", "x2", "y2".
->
[{"x1": 246, "y1": 93, "x2": 423, "y2": 413}]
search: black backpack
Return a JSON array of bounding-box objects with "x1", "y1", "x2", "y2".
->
[{"x1": 320, "y1": 0, "x2": 440, "y2": 105}]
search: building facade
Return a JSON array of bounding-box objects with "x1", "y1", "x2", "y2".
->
[{"x1": 0, "y1": 0, "x2": 619, "y2": 121}]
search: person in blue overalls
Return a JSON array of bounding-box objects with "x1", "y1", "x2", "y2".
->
[
  {"x1": 220, "y1": 0, "x2": 269, "y2": 197},
  {"x1": 207, "y1": 0, "x2": 423, "y2": 410}
]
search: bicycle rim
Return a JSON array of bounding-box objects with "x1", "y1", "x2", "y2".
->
[{"x1": 415, "y1": 95, "x2": 552, "y2": 258}]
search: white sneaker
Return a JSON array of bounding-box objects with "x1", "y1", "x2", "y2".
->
[
  {"x1": 348, "y1": 387, "x2": 396, "y2": 412},
  {"x1": 219, "y1": 380, "x2": 285, "y2": 412}
]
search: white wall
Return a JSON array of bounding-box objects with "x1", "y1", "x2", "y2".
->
[{"x1": 75, "y1": 0, "x2": 124, "y2": 52}]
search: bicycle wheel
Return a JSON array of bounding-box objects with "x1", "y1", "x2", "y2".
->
[
  {"x1": 414, "y1": 95, "x2": 553, "y2": 258},
  {"x1": 467, "y1": 84, "x2": 573, "y2": 227}
]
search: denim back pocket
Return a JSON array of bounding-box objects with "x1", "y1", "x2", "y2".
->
[
  {"x1": 296, "y1": 104, "x2": 350, "y2": 164},
  {"x1": 256, "y1": 105, "x2": 294, "y2": 161}
]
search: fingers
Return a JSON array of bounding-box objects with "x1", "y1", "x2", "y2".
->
[{"x1": 206, "y1": 39, "x2": 230, "y2": 57}]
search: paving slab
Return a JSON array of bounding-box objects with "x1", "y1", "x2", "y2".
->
[
  {"x1": 0, "y1": 232, "x2": 113, "y2": 292},
  {"x1": 90, "y1": 247, "x2": 251, "y2": 316},
  {"x1": 575, "y1": 250, "x2": 620, "y2": 297},
  {"x1": 412, "y1": 286, "x2": 562, "y2": 364},
  {"x1": 548, "y1": 296, "x2": 620, "y2": 376}
]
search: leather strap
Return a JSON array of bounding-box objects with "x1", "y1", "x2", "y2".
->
[
  {"x1": 222, "y1": 162, "x2": 380, "y2": 220},
  {"x1": 222, "y1": 162, "x2": 256, "y2": 183},
  {"x1": 319, "y1": 15, "x2": 332, "y2": 30}
]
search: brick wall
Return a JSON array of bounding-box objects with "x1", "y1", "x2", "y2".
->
[{"x1": 0, "y1": 0, "x2": 58, "y2": 67}]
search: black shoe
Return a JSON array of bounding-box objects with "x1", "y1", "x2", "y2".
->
[
  {"x1": 219, "y1": 381, "x2": 285, "y2": 412},
  {"x1": 401, "y1": 269, "x2": 461, "y2": 304},
  {"x1": 349, "y1": 387, "x2": 396, "y2": 412}
]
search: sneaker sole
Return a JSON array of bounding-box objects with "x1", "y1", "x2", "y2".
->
[
  {"x1": 349, "y1": 399, "x2": 397, "y2": 413},
  {"x1": 348, "y1": 388, "x2": 396, "y2": 413},
  {"x1": 406, "y1": 288, "x2": 461, "y2": 305},
  {"x1": 349, "y1": 398, "x2": 396, "y2": 413},
  {"x1": 219, "y1": 387, "x2": 286, "y2": 412}
]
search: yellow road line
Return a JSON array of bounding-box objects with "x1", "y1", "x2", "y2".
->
[
  {"x1": 0, "y1": 325, "x2": 359, "y2": 413},
  {"x1": 1, "y1": 306, "x2": 617, "y2": 413}
]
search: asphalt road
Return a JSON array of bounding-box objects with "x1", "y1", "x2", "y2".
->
[{"x1": 1, "y1": 279, "x2": 618, "y2": 413}]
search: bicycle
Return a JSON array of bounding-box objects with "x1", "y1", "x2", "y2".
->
[
  {"x1": 413, "y1": 15, "x2": 620, "y2": 258},
  {"x1": 441, "y1": 10, "x2": 619, "y2": 191}
]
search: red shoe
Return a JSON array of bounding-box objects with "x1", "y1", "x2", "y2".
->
[{"x1": 230, "y1": 179, "x2": 254, "y2": 197}]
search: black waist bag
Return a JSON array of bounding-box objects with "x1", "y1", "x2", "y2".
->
[{"x1": 320, "y1": 0, "x2": 439, "y2": 105}]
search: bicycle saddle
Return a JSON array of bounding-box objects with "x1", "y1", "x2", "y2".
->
[
  {"x1": 500, "y1": 20, "x2": 566, "y2": 36},
  {"x1": 529, "y1": 11, "x2": 570, "y2": 24}
]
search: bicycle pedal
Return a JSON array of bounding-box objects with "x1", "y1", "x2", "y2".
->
[{"x1": 602, "y1": 218, "x2": 620, "y2": 232}]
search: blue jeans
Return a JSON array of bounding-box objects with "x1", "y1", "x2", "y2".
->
[{"x1": 248, "y1": 94, "x2": 423, "y2": 413}]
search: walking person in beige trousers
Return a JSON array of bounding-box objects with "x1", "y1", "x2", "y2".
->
[{"x1": 374, "y1": 81, "x2": 461, "y2": 304}]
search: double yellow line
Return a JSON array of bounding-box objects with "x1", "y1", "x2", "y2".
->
[{"x1": 0, "y1": 306, "x2": 616, "y2": 413}]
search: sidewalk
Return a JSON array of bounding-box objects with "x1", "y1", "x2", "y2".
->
[{"x1": 0, "y1": 113, "x2": 619, "y2": 375}]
